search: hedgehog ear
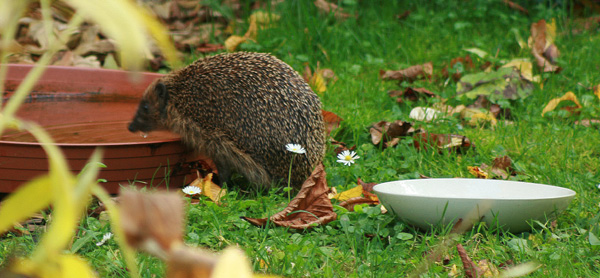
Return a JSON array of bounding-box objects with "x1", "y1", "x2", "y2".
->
[{"x1": 155, "y1": 82, "x2": 168, "y2": 110}]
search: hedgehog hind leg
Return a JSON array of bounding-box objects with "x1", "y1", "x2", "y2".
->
[{"x1": 205, "y1": 137, "x2": 272, "y2": 188}]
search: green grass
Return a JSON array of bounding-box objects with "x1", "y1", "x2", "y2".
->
[{"x1": 2, "y1": 0, "x2": 600, "y2": 277}]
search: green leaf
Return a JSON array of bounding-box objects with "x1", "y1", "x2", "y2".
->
[
  {"x1": 589, "y1": 231, "x2": 600, "y2": 246},
  {"x1": 457, "y1": 67, "x2": 533, "y2": 101},
  {"x1": 0, "y1": 175, "x2": 52, "y2": 235}
]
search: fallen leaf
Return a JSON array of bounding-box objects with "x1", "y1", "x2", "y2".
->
[
  {"x1": 460, "y1": 108, "x2": 497, "y2": 127},
  {"x1": 243, "y1": 164, "x2": 337, "y2": 229},
  {"x1": 380, "y1": 62, "x2": 433, "y2": 83},
  {"x1": 322, "y1": 110, "x2": 343, "y2": 136},
  {"x1": 575, "y1": 119, "x2": 600, "y2": 128},
  {"x1": 442, "y1": 55, "x2": 474, "y2": 81},
  {"x1": 357, "y1": 178, "x2": 379, "y2": 202},
  {"x1": 332, "y1": 185, "x2": 362, "y2": 201},
  {"x1": 541, "y1": 91, "x2": 582, "y2": 116},
  {"x1": 396, "y1": 10, "x2": 411, "y2": 21},
  {"x1": 413, "y1": 132, "x2": 473, "y2": 153},
  {"x1": 314, "y1": 0, "x2": 356, "y2": 20},
  {"x1": 388, "y1": 87, "x2": 436, "y2": 103},
  {"x1": 187, "y1": 173, "x2": 226, "y2": 204},
  {"x1": 119, "y1": 190, "x2": 184, "y2": 252},
  {"x1": 464, "y1": 48, "x2": 488, "y2": 59},
  {"x1": 529, "y1": 19, "x2": 561, "y2": 72},
  {"x1": 330, "y1": 139, "x2": 355, "y2": 154},
  {"x1": 503, "y1": 0, "x2": 529, "y2": 15},
  {"x1": 457, "y1": 67, "x2": 533, "y2": 101},
  {"x1": 502, "y1": 58, "x2": 538, "y2": 83},
  {"x1": 457, "y1": 244, "x2": 479, "y2": 278},
  {"x1": 477, "y1": 259, "x2": 500, "y2": 277},
  {"x1": 594, "y1": 85, "x2": 600, "y2": 100},
  {"x1": 338, "y1": 197, "x2": 379, "y2": 212},
  {"x1": 370, "y1": 120, "x2": 414, "y2": 148},
  {"x1": 409, "y1": 107, "x2": 442, "y2": 122},
  {"x1": 224, "y1": 35, "x2": 247, "y2": 52},
  {"x1": 468, "y1": 166, "x2": 489, "y2": 179},
  {"x1": 196, "y1": 43, "x2": 224, "y2": 53}
]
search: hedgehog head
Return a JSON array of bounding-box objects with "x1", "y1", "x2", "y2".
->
[{"x1": 128, "y1": 79, "x2": 170, "y2": 133}]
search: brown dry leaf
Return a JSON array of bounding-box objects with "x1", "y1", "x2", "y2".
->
[
  {"x1": 468, "y1": 166, "x2": 490, "y2": 179},
  {"x1": 196, "y1": 43, "x2": 224, "y2": 53},
  {"x1": 357, "y1": 177, "x2": 378, "y2": 200},
  {"x1": 370, "y1": 120, "x2": 414, "y2": 148},
  {"x1": 413, "y1": 132, "x2": 473, "y2": 153},
  {"x1": 314, "y1": 0, "x2": 356, "y2": 20},
  {"x1": 488, "y1": 155, "x2": 513, "y2": 179},
  {"x1": 322, "y1": 110, "x2": 343, "y2": 136},
  {"x1": 529, "y1": 19, "x2": 561, "y2": 72},
  {"x1": 338, "y1": 197, "x2": 379, "y2": 212},
  {"x1": 166, "y1": 246, "x2": 216, "y2": 278},
  {"x1": 396, "y1": 10, "x2": 411, "y2": 21},
  {"x1": 541, "y1": 91, "x2": 582, "y2": 116},
  {"x1": 456, "y1": 244, "x2": 479, "y2": 278},
  {"x1": 330, "y1": 139, "x2": 355, "y2": 154},
  {"x1": 442, "y1": 56, "x2": 474, "y2": 81},
  {"x1": 380, "y1": 62, "x2": 433, "y2": 83},
  {"x1": 503, "y1": 0, "x2": 529, "y2": 15},
  {"x1": 243, "y1": 164, "x2": 336, "y2": 229},
  {"x1": 119, "y1": 190, "x2": 184, "y2": 252},
  {"x1": 388, "y1": 87, "x2": 437, "y2": 103}
]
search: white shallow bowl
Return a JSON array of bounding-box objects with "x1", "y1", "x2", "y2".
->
[{"x1": 374, "y1": 178, "x2": 576, "y2": 233}]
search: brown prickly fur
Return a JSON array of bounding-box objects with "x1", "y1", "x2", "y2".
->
[{"x1": 134, "y1": 52, "x2": 325, "y2": 188}]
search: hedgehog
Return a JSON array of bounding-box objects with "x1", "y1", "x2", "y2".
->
[{"x1": 128, "y1": 52, "x2": 325, "y2": 189}]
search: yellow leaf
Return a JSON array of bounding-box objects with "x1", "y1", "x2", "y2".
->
[
  {"x1": 541, "y1": 91, "x2": 582, "y2": 116},
  {"x1": 594, "y1": 85, "x2": 600, "y2": 100},
  {"x1": 468, "y1": 112, "x2": 497, "y2": 127},
  {"x1": 468, "y1": 166, "x2": 489, "y2": 179},
  {"x1": 224, "y1": 35, "x2": 247, "y2": 52},
  {"x1": 12, "y1": 254, "x2": 97, "y2": 278},
  {"x1": 197, "y1": 173, "x2": 226, "y2": 204},
  {"x1": 502, "y1": 59, "x2": 535, "y2": 82},
  {"x1": 0, "y1": 175, "x2": 52, "y2": 235},
  {"x1": 545, "y1": 18, "x2": 557, "y2": 49},
  {"x1": 212, "y1": 247, "x2": 253, "y2": 278},
  {"x1": 333, "y1": 185, "x2": 362, "y2": 201},
  {"x1": 310, "y1": 70, "x2": 327, "y2": 94}
]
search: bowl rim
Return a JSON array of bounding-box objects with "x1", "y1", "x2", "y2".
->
[{"x1": 373, "y1": 178, "x2": 576, "y2": 201}]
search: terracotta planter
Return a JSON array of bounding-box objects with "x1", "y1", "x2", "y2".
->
[{"x1": 0, "y1": 64, "x2": 205, "y2": 193}]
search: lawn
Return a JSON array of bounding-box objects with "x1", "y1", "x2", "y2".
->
[{"x1": 2, "y1": 0, "x2": 600, "y2": 277}]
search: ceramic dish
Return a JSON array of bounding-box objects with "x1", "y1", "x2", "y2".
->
[{"x1": 374, "y1": 178, "x2": 576, "y2": 232}]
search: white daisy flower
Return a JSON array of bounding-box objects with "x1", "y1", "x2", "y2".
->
[
  {"x1": 285, "y1": 143, "x2": 306, "y2": 154},
  {"x1": 96, "y1": 232, "x2": 113, "y2": 246},
  {"x1": 337, "y1": 150, "x2": 360, "y2": 166},
  {"x1": 182, "y1": 185, "x2": 202, "y2": 195}
]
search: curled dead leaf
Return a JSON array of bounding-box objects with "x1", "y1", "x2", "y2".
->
[
  {"x1": 242, "y1": 164, "x2": 336, "y2": 230},
  {"x1": 338, "y1": 197, "x2": 379, "y2": 212},
  {"x1": 541, "y1": 91, "x2": 582, "y2": 116},
  {"x1": 413, "y1": 132, "x2": 473, "y2": 153},
  {"x1": 322, "y1": 110, "x2": 343, "y2": 136},
  {"x1": 388, "y1": 87, "x2": 436, "y2": 103},
  {"x1": 119, "y1": 190, "x2": 184, "y2": 254},
  {"x1": 370, "y1": 120, "x2": 414, "y2": 148},
  {"x1": 380, "y1": 62, "x2": 433, "y2": 83},
  {"x1": 502, "y1": 0, "x2": 529, "y2": 15},
  {"x1": 529, "y1": 19, "x2": 561, "y2": 72},
  {"x1": 456, "y1": 244, "x2": 479, "y2": 278}
]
